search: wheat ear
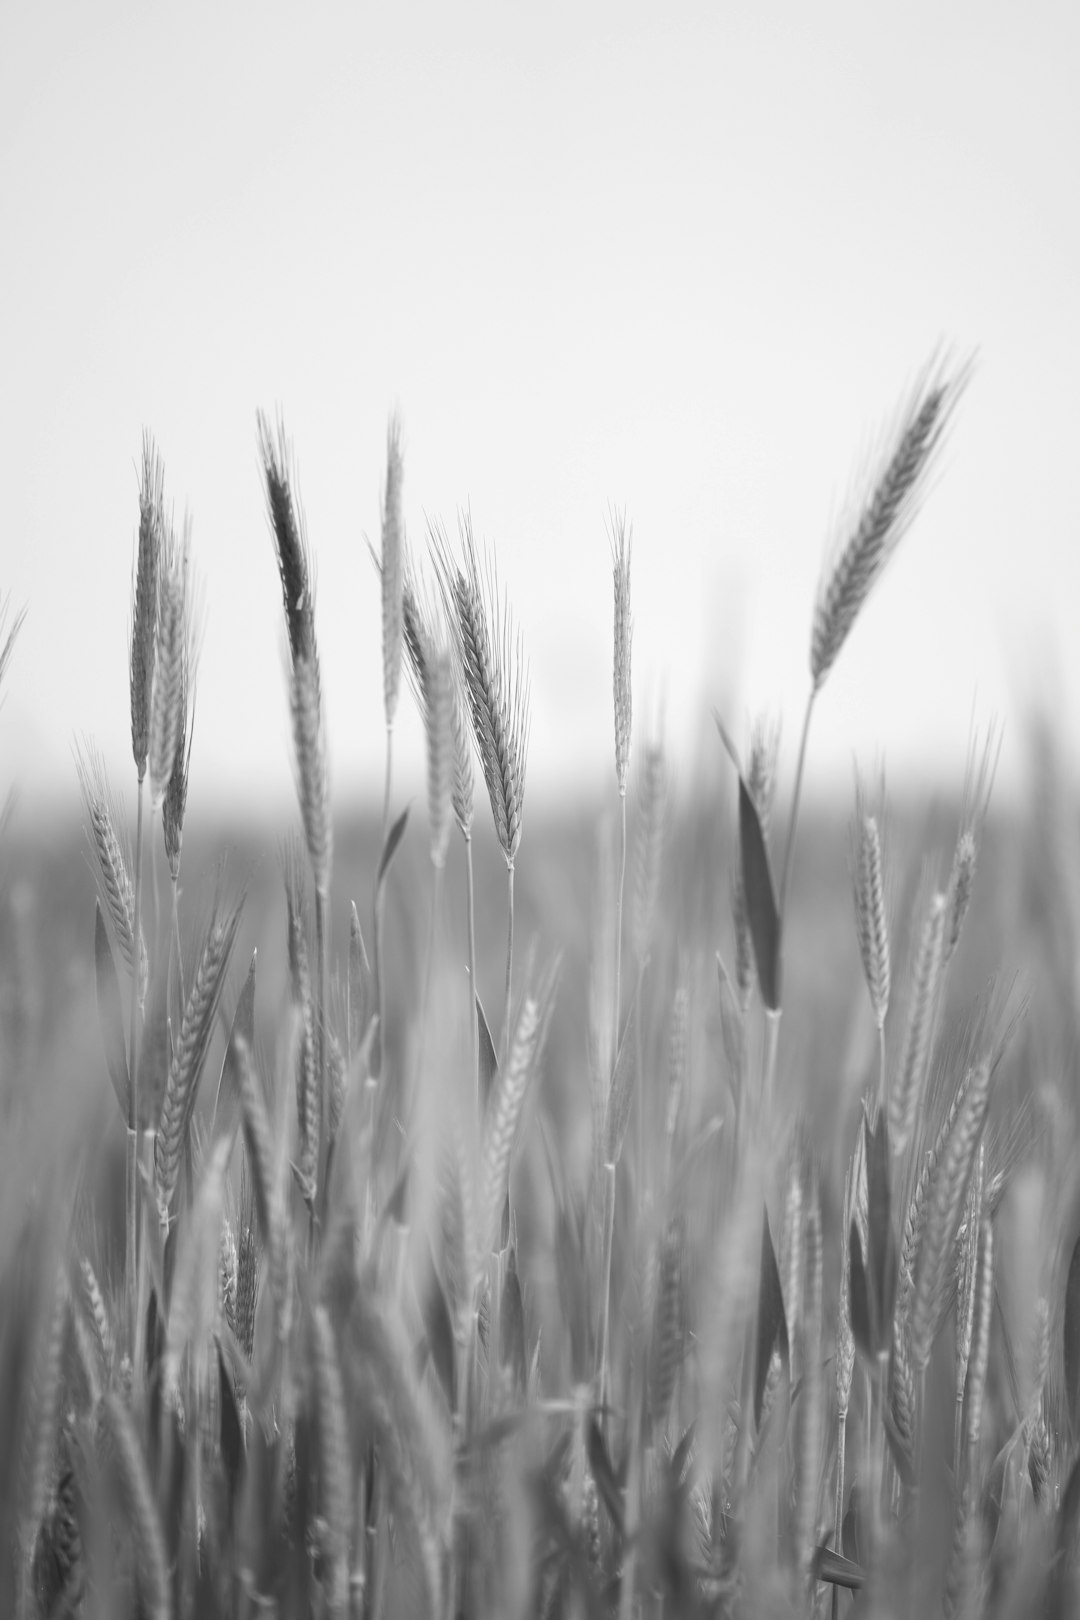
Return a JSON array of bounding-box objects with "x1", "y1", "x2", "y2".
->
[
  {"x1": 611, "y1": 513, "x2": 633, "y2": 1068},
  {"x1": 154, "y1": 897, "x2": 242, "y2": 1227},
  {"x1": 130, "y1": 434, "x2": 163, "y2": 781},
  {"x1": 890, "y1": 891, "x2": 947, "y2": 1156},
  {"x1": 910, "y1": 1058, "x2": 991, "y2": 1372},
  {"x1": 436, "y1": 513, "x2": 529, "y2": 1048},
  {"x1": 147, "y1": 518, "x2": 189, "y2": 810},
  {"x1": 811, "y1": 354, "x2": 972, "y2": 689},
  {"x1": 852, "y1": 780, "x2": 890, "y2": 1034}
]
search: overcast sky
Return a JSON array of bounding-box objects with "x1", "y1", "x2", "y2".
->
[{"x1": 2, "y1": 2, "x2": 1078, "y2": 829}]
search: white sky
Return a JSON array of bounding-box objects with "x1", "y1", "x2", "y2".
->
[{"x1": 2, "y1": 2, "x2": 1078, "y2": 826}]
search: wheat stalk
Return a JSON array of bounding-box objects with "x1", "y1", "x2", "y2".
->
[{"x1": 311, "y1": 1304, "x2": 351, "y2": 1619}]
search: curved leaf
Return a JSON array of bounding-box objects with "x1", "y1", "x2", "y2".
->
[
  {"x1": 476, "y1": 990, "x2": 499, "y2": 1108},
  {"x1": 739, "y1": 777, "x2": 781, "y2": 1011},
  {"x1": 212, "y1": 949, "x2": 257, "y2": 1149},
  {"x1": 376, "y1": 803, "x2": 410, "y2": 895},
  {"x1": 754, "y1": 1207, "x2": 789, "y2": 1427}
]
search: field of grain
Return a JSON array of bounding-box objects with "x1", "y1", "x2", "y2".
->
[{"x1": 2, "y1": 361, "x2": 1080, "y2": 1620}]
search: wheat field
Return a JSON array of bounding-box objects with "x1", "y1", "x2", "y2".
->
[{"x1": 1, "y1": 359, "x2": 1078, "y2": 1620}]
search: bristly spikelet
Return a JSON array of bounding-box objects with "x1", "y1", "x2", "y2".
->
[
  {"x1": 220, "y1": 1219, "x2": 238, "y2": 1338},
  {"x1": 964, "y1": 1214, "x2": 994, "y2": 1469},
  {"x1": 449, "y1": 677, "x2": 475, "y2": 838},
  {"x1": 79, "y1": 1258, "x2": 113, "y2": 1382},
  {"x1": 75, "y1": 743, "x2": 147, "y2": 1001},
  {"x1": 611, "y1": 512, "x2": 633, "y2": 795},
  {"x1": 234, "y1": 1039, "x2": 290, "y2": 1343},
  {"x1": 631, "y1": 733, "x2": 667, "y2": 967},
  {"x1": 284, "y1": 842, "x2": 317, "y2": 1208},
  {"x1": 890, "y1": 890, "x2": 947, "y2": 1155},
  {"x1": 130, "y1": 434, "x2": 164, "y2": 780},
  {"x1": 911, "y1": 1058, "x2": 992, "y2": 1372},
  {"x1": 148, "y1": 518, "x2": 189, "y2": 810},
  {"x1": 402, "y1": 563, "x2": 432, "y2": 710},
  {"x1": 326, "y1": 1031, "x2": 346, "y2": 1146},
  {"x1": 154, "y1": 897, "x2": 243, "y2": 1227},
  {"x1": 946, "y1": 831, "x2": 977, "y2": 963},
  {"x1": 811, "y1": 355, "x2": 972, "y2": 689},
  {"x1": 162, "y1": 574, "x2": 198, "y2": 882},
  {"x1": 291, "y1": 648, "x2": 332, "y2": 901},
  {"x1": 405, "y1": 553, "x2": 473, "y2": 837},
  {"x1": 235, "y1": 1188, "x2": 259, "y2": 1365},
  {"x1": 381, "y1": 411, "x2": 405, "y2": 728},
  {"x1": 436, "y1": 514, "x2": 530, "y2": 867},
  {"x1": 852, "y1": 776, "x2": 890, "y2": 1030},
  {"x1": 23, "y1": 1266, "x2": 68, "y2": 1549},
  {"x1": 649, "y1": 1213, "x2": 685, "y2": 1426},
  {"x1": 955, "y1": 1144, "x2": 984, "y2": 1402},
  {"x1": 257, "y1": 412, "x2": 315, "y2": 666}
]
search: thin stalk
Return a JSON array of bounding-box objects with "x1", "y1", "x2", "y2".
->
[
  {"x1": 597, "y1": 1162, "x2": 617, "y2": 1415},
  {"x1": 778, "y1": 687, "x2": 816, "y2": 925},
  {"x1": 503, "y1": 859, "x2": 515, "y2": 1062},
  {"x1": 315, "y1": 888, "x2": 330, "y2": 1252},
  {"x1": 618, "y1": 1365, "x2": 643, "y2": 1620},
  {"x1": 954, "y1": 1390, "x2": 964, "y2": 1487},
  {"x1": 633, "y1": 960, "x2": 646, "y2": 1214},
  {"x1": 171, "y1": 875, "x2": 185, "y2": 1023},
  {"x1": 464, "y1": 832, "x2": 479, "y2": 1117},
  {"x1": 613, "y1": 788, "x2": 627, "y2": 1068},
  {"x1": 878, "y1": 1022, "x2": 887, "y2": 1117},
  {"x1": 126, "y1": 776, "x2": 145, "y2": 1358},
  {"x1": 381, "y1": 723, "x2": 393, "y2": 846},
  {"x1": 762, "y1": 1009, "x2": 781, "y2": 1126},
  {"x1": 832, "y1": 1409, "x2": 847, "y2": 1620}
]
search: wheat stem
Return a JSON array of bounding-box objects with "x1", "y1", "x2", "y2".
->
[
  {"x1": 779, "y1": 687, "x2": 815, "y2": 925},
  {"x1": 315, "y1": 887, "x2": 329, "y2": 1245},
  {"x1": 597, "y1": 1161, "x2": 617, "y2": 1415},
  {"x1": 382, "y1": 723, "x2": 392, "y2": 848},
  {"x1": 503, "y1": 859, "x2": 515, "y2": 1062},
  {"x1": 832, "y1": 1409, "x2": 847, "y2": 1620},
  {"x1": 614, "y1": 788, "x2": 627, "y2": 1072},
  {"x1": 126, "y1": 775, "x2": 145, "y2": 1359},
  {"x1": 465, "y1": 832, "x2": 479, "y2": 1117}
]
